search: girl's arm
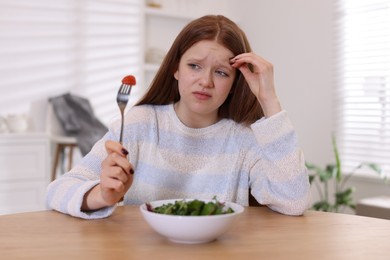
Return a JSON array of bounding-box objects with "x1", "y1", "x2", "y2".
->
[
  {"x1": 249, "y1": 111, "x2": 311, "y2": 216},
  {"x1": 46, "y1": 129, "x2": 133, "y2": 219}
]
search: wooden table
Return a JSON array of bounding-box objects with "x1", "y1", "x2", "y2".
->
[{"x1": 1, "y1": 206, "x2": 389, "y2": 259}]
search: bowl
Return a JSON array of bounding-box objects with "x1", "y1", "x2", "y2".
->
[{"x1": 139, "y1": 199, "x2": 244, "y2": 244}]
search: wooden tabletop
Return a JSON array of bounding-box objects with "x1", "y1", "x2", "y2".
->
[{"x1": 1, "y1": 206, "x2": 390, "y2": 259}]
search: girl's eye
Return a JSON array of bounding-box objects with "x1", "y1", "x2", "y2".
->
[
  {"x1": 188, "y1": 63, "x2": 200, "y2": 70},
  {"x1": 216, "y1": 70, "x2": 229, "y2": 77}
]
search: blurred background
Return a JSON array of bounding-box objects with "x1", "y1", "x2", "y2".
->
[{"x1": 0, "y1": 0, "x2": 389, "y2": 215}]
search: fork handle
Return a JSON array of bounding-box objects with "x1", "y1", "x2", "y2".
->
[{"x1": 119, "y1": 110, "x2": 124, "y2": 144}]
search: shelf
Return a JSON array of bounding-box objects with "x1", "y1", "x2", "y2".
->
[
  {"x1": 143, "y1": 1, "x2": 197, "y2": 89},
  {"x1": 0, "y1": 132, "x2": 48, "y2": 138}
]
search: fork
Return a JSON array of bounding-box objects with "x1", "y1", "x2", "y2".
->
[{"x1": 117, "y1": 75, "x2": 136, "y2": 144}]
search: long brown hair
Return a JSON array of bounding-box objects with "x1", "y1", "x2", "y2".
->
[{"x1": 136, "y1": 15, "x2": 263, "y2": 125}]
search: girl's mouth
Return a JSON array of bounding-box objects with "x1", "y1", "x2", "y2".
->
[{"x1": 193, "y1": 91, "x2": 211, "y2": 100}]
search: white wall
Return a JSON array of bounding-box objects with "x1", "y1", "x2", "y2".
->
[
  {"x1": 236, "y1": 0, "x2": 334, "y2": 167},
  {"x1": 234, "y1": 0, "x2": 390, "y2": 212}
]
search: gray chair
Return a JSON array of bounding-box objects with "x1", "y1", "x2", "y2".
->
[{"x1": 46, "y1": 102, "x2": 78, "y2": 181}]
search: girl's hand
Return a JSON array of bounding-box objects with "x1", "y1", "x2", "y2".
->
[
  {"x1": 81, "y1": 140, "x2": 134, "y2": 211},
  {"x1": 230, "y1": 53, "x2": 282, "y2": 117}
]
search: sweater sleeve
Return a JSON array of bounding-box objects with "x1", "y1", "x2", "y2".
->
[
  {"x1": 45, "y1": 131, "x2": 117, "y2": 219},
  {"x1": 249, "y1": 110, "x2": 311, "y2": 215}
]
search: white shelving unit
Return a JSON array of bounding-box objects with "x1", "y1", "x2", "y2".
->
[
  {"x1": 142, "y1": 0, "x2": 236, "y2": 89},
  {"x1": 140, "y1": 0, "x2": 236, "y2": 99},
  {"x1": 0, "y1": 133, "x2": 51, "y2": 215},
  {"x1": 143, "y1": 3, "x2": 193, "y2": 88}
]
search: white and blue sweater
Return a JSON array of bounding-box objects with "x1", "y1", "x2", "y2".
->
[{"x1": 46, "y1": 104, "x2": 311, "y2": 219}]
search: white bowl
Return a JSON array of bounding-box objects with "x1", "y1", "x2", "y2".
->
[{"x1": 139, "y1": 199, "x2": 244, "y2": 244}]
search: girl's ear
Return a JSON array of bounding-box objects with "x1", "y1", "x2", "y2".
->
[{"x1": 174, "y1": 70, "x2": 179, "y2": 80}]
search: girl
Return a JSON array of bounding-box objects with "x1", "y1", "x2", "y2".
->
[{"x1": 46, "y1": 15, "x2": 311, "y2": 219}]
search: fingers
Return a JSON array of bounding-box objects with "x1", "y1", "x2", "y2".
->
[
  {"x1": 104, "y1": 140, "x2": 133, "y2": 174},
  {"x1": 104, "y1": 157, "x2": 129, "y2": 180},
  {"x1": 84, "y1": 141, "x2": 135, "y2": 208},
  {"x1": 230, "y1": 53, "x2": 281, "y2": 117},
  {"x1": 101, "y1": 140, "x2": 134, "y2": 194},
  {"x1": 100, "y1": 154, "x2": 134, "y2": 204},
  {"x1": 230, "y1": 52, "x2": 274, "y2": 91},
  {"x1": 101, "y1": 173, "x2": 127, "y2": 192},
  {"x1": 105, "y1": 140, "x2": 129, "y2": 157},
  {"x1": 106, "y1": 151, "x2": 132, "y2": 172},
  {"x1": 230, "y1": 53, "x2": 273, "y2": 75}
]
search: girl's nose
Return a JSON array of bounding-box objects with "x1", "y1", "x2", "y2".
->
[{"x1": 199, "y1": 70, "x2": 213, "y2": 88}]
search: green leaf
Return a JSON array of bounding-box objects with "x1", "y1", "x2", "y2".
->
[
  {"x1": 366, "y1": 163, "x2": 382, "y2": 173},
  {"x1": 306, "y1": 135, "x2": 386, "y2": 214},
  {"x1": 335, "y1": 187, "x2": 355, "y2": 207},
  {"x1": 306, "y1": 162, "x2": 321, "y2": 170},
  {"x1": 188, "y1": 200, "x2": 204, "y2": 215},
  {"x1": 337, "y1": 187, "x2": 355, "y2": 197},
  {"x1": 306, "y1": 163, "x2": 323, "y2": 175},
  {"x1": 306, "y1": 162, "x2": 333, "y2": 183},
  {"x1": 312, "y1": 201, "x2": 332, "y2": 212},
  {"x1": 319, "y1": 165, "x2": 334, "y2": 182},
  {"x1": 332, "y1": 134, "x2": 342, "y2": 182},
  {"x1": 200, "y1": 202, "x2": 217, "y2": 215}
]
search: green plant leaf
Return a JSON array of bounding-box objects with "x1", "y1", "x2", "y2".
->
[
  {"x1": 335, "y1": 187, "x2": 355, "y2": 205},
  {"x1": 306, "y1": 162, "x2": 333, "y2": 182},
  {"x1": 332, "y1": 134, "x2": 342, "y2": 182},
  {"x1": 306, "y1": 135, "x2": 386, "y2": 214},
  {"x1": 312, "y1": 200, "x2": 332, "y2": 212},
  {"x1": 306, "y1": 163, "x2": 323, "y2": 173},
  {"x1": 305, "y1": 162, "x2": 316, "y2": 170},
  {"x1": 364, "y1": 163, "x2": 385, "y2": 180},
  {"x1": 365, "y1": 163, "x2": 381, "y2": 173},
  {"x1": 337, "y1": 187, "x2": 355, "y2": 197},
  {"x1": 319, "y1": 164, "x2": 334, "y2": 182}
]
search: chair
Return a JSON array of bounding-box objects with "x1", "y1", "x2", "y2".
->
[
  {"x1": 47, "y1": 93, "x2": 108, "y2": 180},
  {"x1": 29, "y1": 99, "x2": 79, "y2": 181},
  {"x1": 46, "y1": 103, "x2": 78, "y2": 181}
]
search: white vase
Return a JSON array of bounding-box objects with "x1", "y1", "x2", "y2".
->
[{"x1": 6, "y1": 114, "x2": 28, "y2": 133}]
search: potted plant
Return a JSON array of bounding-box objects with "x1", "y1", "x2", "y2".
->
[{"x1": 306, "y1": 135, "x2": 385, "y2": 213}]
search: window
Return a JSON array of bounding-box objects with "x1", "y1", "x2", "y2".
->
[
  {"x1": 335, "y1": 0, "x2": 390, "y2": 176},
  {"x1": 0, "y1": 0, "x2": 142, "y2": 126}
]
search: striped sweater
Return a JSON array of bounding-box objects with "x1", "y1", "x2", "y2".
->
[{"x1": 46, "y1": 104, "x2": 311, "y2": 219}]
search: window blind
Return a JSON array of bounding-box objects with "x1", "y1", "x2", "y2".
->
[
  {"x1": 0, "y1": 0, "x2": 142, "y2": 126},
  {"x1": 334, "y1": 0, "x2": 390, "y2": 177}
]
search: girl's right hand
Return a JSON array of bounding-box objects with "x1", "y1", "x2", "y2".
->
[{"x1": 81, "y1": 140, "x2": 134, "y2": 211}]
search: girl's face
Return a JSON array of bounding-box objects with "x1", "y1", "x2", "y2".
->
[{"x1": 174, "y1": 40, "x2": 236, "y2": 128}]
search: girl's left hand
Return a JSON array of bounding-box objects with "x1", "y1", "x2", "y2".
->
[{"x1": 231, "y1": 53, "x2": 282, "y2": 117}]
